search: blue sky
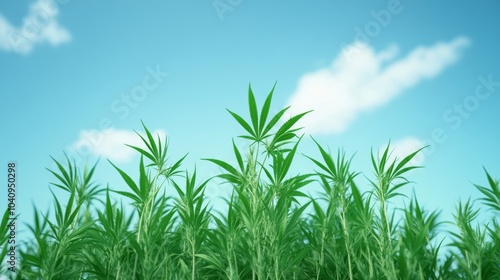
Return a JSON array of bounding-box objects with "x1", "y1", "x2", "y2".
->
[{"x1": 1, "y1": 0, "x2": 500, "y2": 244}]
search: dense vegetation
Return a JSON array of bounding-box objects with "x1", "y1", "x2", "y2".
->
[{"x1": 1, "y1": 85, "x2": 499, "y2": 279}]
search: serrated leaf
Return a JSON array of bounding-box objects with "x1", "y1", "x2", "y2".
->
[
  {"x1": 248, "y1": 84, "x2": 259, "y2": 136},
  {"x1": 141, "y1": 120, "x2": 159, "y2": 157},
  {"x1": 203, "y1": 158, "x2": 240, "y2": 177},
  {"x1": 259, "y1": 82, "x2": 276, "y2": 135},
  {"x1": 232, "y1": 139, "x2": 244, "y2": 172},
  {"x1": 262, "y1": 107, "x2": 289, "y2": 137},
  {"x1": 227, "y1": 109, "x2": 256, "y2": 139},
  {"x1": 109, "y1": 160, "x2": 141, "y2": 199},
  {"x1": 113, "y1": 190, "x2": 141, "y2": 204},
  {"x1": 126, "y1": 144, "x2": 156, "y2": 163}
]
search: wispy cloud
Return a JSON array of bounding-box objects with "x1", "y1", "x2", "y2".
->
[
  {"x1": 381, "y1": 137, "x2": 426, "y2": 166},
  {"x1": 286, "y1": 37, "x2": 470, "y2": 135},
  {"x1": 70, "y1": 128, "x2": 167, "y2": 163},
  {"x1": 0, "y1": 0, "x2": 71, "y2": 55}
]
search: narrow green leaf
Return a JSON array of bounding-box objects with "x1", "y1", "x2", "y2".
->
[
  {"x1": 47, "y1": 156, "x2": 71, "y2": 190},
  {"x1": 138, "y1": 156, "x2": 150, "y2": 200},
  {"x1": 109, "y1": 160, "x2": 141, "y2": 198},
  {"x1": 82, "y1": 160, "x2": 99, "y2": 188},
  {"x1": 248, "y1": 84, "x2": 260, "y2": 136},
  {"x1": 280, "y1": 137, "x2": 302, "y2": 182},
  {"x1": 394, "y1": 146, "x2": 426, "y2": 176},
  {"x1": 63, "y1": 192, "x2": 75, "y2": 224},
  {"x1": 370, "y1": 147, "x2": 379, "y2": 175},
  {"x1": 379, "y1": 141, "x2": 391, "y2": 173},
  {"x1": 232, "y1": 139, "x2": 244, "y2": 172},
  {"x1": 162, "y1": 153, "x2": 187, "y2": 179},
  {"x1": 275, "y1": 111, "x2": 311, "y2": 137},
  {"x1": 259, "y1": 82, "x2": 277, "y2": 135},
  {"x1": 104, "y1": 189, "x2": 113, "y2": 224},
  {"x1": 125, "y1": 144, "x2": 156, "y2": 163},
  {"x1": 203, "y1": 158, "x2": 240, "y2": 177},
  {"x1": 227, "y1": 109, "x2": 256, "y2": 138},
  {"x1": 311, "y1": 137, "x2": 337, "y2": 178},
  {"x1": 262, "y1": 107, "x2": 289, "y2": 137},
  {"x1": 141, "y1": 120, "x2": 159, "y2": 157},
  {"x1": 113, "y1": 190, "x2": 141, "y2": 204},
  {"x1": 270, "y1": 111, "x2": 311, "y2": 150}
]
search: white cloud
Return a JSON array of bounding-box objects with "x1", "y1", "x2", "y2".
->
[
  {"x1": 0, "y1": 0, "x2": 71, "y2": 55},
  {"x1": 286, "y1": 37, "x2": 470, "y2": 134},
  {"x1": 70, "y1": 128, "x2": 167, "y2": 163},
  {"x1": 380, "y1": 137, "x2": 426, "y2": 166}
]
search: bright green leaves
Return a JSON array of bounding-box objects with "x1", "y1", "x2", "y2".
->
[
  {"x1": 306, "y1": 140, "x2": 360, "y2": 279},
  {"x1": 474, "y1": 168, "x2": 500, "y2": 212},
  {"x1": 204, "y1": 157, "x2": 244, "y2": 186},
  {"x1": 20, "y1": 207, "x2": 50, "y2": 278},
  {"x1": 232, "y1": 139, "x2": 245, "y2": 173},
  {"x1": 227, "y1": 110, "x2": 255, "y2": 141},
  {"x1": 227, "y1": 83, "x2": 275, "y2": 142},
  {"x1": 264, "y1": 139, "x2": 300, "y2": 187},
  {"x1": 447, "y1": 176, "x2": 500, "y2": 279},
  {"x1": 126, "y1": 121, "x2": 186, "y2": 180},
  {"x1": 46, "y1": 154, "x2": 78, "y2": 193},
  {"x1": 449, "y1": 199, "x2": 487, "y2": 278},
  {"x1": 449, "y1": 169, "x2": 500, "y2": 278},
  {"x1": 21, "y1": 155, "x2": 101, "y2": 279},
  {"x1": 94, "y1": 189, "x2": 131, "y2": 244},
  {"x1": 202, "y1": 140, "x2": 249, "y2": 187},
  {"x1": 110, "y1": 156, "x2": 150, "y2": 206},
  {"x1": 47, "y1": 191, "x2": 90, "y2": 253},
  {"x1": 208, "y1": 83, "x2": 312, "y2": 193},
  {"x1": 267, "y1": 110, "x2": 311, "y2": 153},
  {"x1": 110, "y1": 121, "x2": 187, "y2": 214},
  {"x1": 398, "y1": 197, "x2": 442, "y2": 277},
  {"x1": 263, "y1": 137, "x2": 312, "y2": 201},
  {"x1": 307, "y1": 137, "x2": 358, "y2": 186},
  {"x1": 370, "y1": 142, "x2": 426, "y2": 201},
  {"x1": 126, "y1": 121, "x2": 165, "y2": 168},
  {"x1": 248, "y1": 85, "x2": 259, "y2": 135},
  {"x1": 259, "y1": 86, "x2": 274, "y2": 134},
  {"x1": 173, "y1": 169, "x2": 210, "y2": 241},
  {"x1": 173, "y1": 169, "x2": 211, "y2": 280},
  {"x1": 10, "y1": 82, "x2": 500, "y2": 279},
  {"x1": 206, "y1": 83, "x2": 313, "y2": 279},
  {"x1": 46, "y1": 154, "x2": 102, "y2": 205},
  {"x1": 227, "y1": 83, "x2": 311, "y2": 152},
  {"x1": 105, "y1": 123, "x2": 194, "y2": 279}
]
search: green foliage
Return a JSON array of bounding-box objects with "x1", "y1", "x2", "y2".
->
[{"x1": 1, "y1": 84, "x2": 499, "y2": 279}]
